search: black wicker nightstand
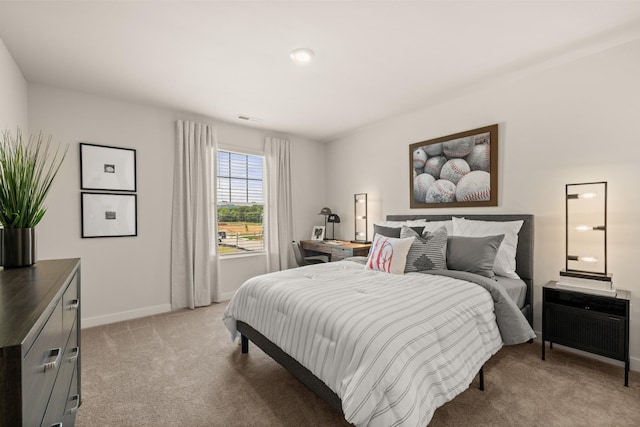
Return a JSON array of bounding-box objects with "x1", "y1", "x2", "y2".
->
[{"x1": 542, "y1": 281, "x2": 630, "y2": 386}]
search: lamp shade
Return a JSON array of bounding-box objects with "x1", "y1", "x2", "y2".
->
[{"x1": 327, "y1": 214, "x2": 341, "y2": 223}]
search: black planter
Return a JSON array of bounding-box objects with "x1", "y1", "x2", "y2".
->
[{"x1": 0, "y1": 228, "x2": 36, "y2": 268}]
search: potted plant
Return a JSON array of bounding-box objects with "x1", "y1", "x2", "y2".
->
[{"x1": 0, "y1": 128, "x2": 67, "y2": 267}]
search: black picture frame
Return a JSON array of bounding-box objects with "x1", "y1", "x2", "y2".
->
[
  {"x1": 81, "y1": 192, "x2": 138, "y2": 238},
  {"x1": 80, "y1": 143, "x2": 137, "y2": 192}
]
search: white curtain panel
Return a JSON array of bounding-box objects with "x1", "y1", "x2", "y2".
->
[
  {"x1": 265, "y1": 137, "x2": 295, "y2": 272},
  {"x1": 171, "y1": 120, "x2": 219, "y2": 309}
]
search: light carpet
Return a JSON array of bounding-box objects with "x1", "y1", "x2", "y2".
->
[{"x1": 76, "y1": 302, "x2": 640, "y2": 426}]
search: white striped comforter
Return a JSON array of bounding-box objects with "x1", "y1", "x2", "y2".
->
[{"x1": 223, "y1": 261, "x2": 503, "y2": 427}]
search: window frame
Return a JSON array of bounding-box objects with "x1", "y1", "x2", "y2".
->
[{"x1": 215, "y1": 147, "x2": 266, "y2": 257}]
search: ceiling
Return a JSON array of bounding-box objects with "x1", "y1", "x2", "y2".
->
[{"x1": 1, "y1": 1, "x2": 640, "y2": 142}]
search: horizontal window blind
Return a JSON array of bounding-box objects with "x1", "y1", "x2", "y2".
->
[{"x1": 216, "y1": 150, "x2": 264, "y2": 255}]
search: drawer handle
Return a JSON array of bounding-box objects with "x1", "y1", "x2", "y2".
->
[
  {"x1": 51, "y1": 423, "x2": 63, "y2": 427},
  {"x1": 68, "y1": 394, "x2": 80, "y2": 414},
  {"x1": 68, "y1": 346, "x2": 80, "y2": 363},
  {"x1": 43, "y1": 348, "x2": 62, "y2": 372},
  {"x1": 67, "y1": 299, "x2": 79, "y2": 310}
]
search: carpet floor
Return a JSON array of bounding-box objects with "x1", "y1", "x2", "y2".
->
[{"x1": 76, "y1": 302, "x2": 640, "y2": 426}]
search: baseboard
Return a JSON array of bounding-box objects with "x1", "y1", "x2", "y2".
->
[
  {"x1": 533, "y1": 329, "x2": 639, "y2": 372},
  {"x1": 218, "y1": 291, "x2": 236, "y2": 302},
  {"x1": 82, "y1": 303, "x2": 172, "y2": 329}
]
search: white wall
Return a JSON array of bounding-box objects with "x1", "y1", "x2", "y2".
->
[
  {"x1": 0, "y1": 36, "x2": 27, "y2": 131},
  {"x1": 325, "y1": 39, "x2": 640, "y2": 368},
  {"x1": 28, "y1": 84, "x2": 325, "y2": 326}
]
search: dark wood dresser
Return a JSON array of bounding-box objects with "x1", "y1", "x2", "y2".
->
[{"x1": 0, "y1": 258, "x2": 81, "y2": 426}]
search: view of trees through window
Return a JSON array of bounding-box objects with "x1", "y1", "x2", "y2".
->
[{"x1": 216, "y1": 151, "x2": 264, "y2": 255}]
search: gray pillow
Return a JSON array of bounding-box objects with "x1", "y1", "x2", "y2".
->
[
  {"x1": 401, "y1": 226, "x2": 448, "y2": 272},
  {"x1": 446, "y1": 234, "x2": 505, "y2": 278},
  {"x1": 373, "y1": 224, "x2": 425, "y2": 240}
]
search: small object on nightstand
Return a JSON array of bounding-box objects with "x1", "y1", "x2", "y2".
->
[
  {"x1": 556, "y1": 270, "x2": 616, "y2": 296},
  {"x1": 542, "y1": 281, "x2": 630, "y2": 386}
]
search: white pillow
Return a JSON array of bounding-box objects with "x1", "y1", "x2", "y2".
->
[
  {"x1": 365, "y1": 235, "x2": 415, "y2": 274},
  {"x1": 376, "y1": 219, "x2": 427, "y2": 227},
  {"x1": 421, "y1": 220, "x2": 454, "y2": 234},
  {"x1": 377, "y1": 219, "x2": 454, "y2": 234},
  {"x1": 452, "y1": 217, "x2": 524, "y2": 279}
]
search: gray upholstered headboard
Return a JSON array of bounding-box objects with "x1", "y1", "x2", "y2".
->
[{"x1": 386, "y1": 214, "x2": 534, "y2": 325}]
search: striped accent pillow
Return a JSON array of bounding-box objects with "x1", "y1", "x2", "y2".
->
[
  {"x1": 401, "y1": 225, "x2": 448, "y2": 272},
  {"x1": 365, "y1": 235, "x2": 415, "y2": 274}
]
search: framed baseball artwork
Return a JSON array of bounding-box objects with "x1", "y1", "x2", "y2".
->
[{"x1": 409, "y1": 124, "x2": 498, "y2": 208}]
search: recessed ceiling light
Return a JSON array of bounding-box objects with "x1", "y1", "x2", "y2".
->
[{"x1": 290, "y1": 48, "x2": 315, "y2": 64}]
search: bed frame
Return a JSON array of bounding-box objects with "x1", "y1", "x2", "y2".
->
[{"x1": 237, "y1": 214, "x2": 534, "y2": 416}]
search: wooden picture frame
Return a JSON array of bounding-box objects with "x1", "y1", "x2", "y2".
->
[
  {"x1": 80, "y1": 143, "x2": 137, "y2": 192},
  {"x1": 409, "y1": 124, "x2": 498, "y2": 208},
  {"x1": 81, "y1": 192, "x2": 138, "y2": 238}
]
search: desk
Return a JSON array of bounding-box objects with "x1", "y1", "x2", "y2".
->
[{"x1": 300, "y1": 240, "x2": 371, "y2": 262}]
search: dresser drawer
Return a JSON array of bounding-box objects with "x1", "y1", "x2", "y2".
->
[
  {"x1": 22, "y1": 298, "x2": 64, "y2": 427},
  {"x1": 63, "y1": 273, "x2": 80, "y2": 334},
  {"x1": 351, "y1": 247, "x2": 370, "y2": 257},
  {"x1": 304, "y1": 241, "x2": 327, "y2": 252},
  {"x1": 328, "y1": 246, "x2": 351, "y2": 261},
  {"x1": 41, "y1": 319, "x2": 79, "y2": 427},
  {"x1": 62, "y1": 368, "x2": 80, "y2": 427},
  {"x1": 544, "y1": 288, "x2": 626, "y2": 316},
  {"x1": 304, "y1": 242, "x2": 352, "y2": 260}
]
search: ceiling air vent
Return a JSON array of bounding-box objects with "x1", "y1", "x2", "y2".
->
[{"x1": 236, "y1": 115, "x2": 264, "y2": 123}]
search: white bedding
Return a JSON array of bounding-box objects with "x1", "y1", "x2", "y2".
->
[{"x1": 223, "y1": 261, "x2": 503, "y2": 427}]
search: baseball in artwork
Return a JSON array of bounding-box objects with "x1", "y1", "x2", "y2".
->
[{"x1": 409, "y1": 124, "x2": 498, "y2": 208}]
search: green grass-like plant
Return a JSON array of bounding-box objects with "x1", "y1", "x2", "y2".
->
[{"x1": 0, "y1": 128, "x2": 68, "y2": 229}]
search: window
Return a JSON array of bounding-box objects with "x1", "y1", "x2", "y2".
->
[{"x1": 216, "y1": 150, "x2": 264, "y2": 255}]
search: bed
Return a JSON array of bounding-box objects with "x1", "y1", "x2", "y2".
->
[{"x1": 223, "y1": 214, "x2": 535, "y2": 426}]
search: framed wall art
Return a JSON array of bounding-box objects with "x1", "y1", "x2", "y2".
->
[
  {"x1": 311, "y1": 225, "x2": 325, "y2": 241},
  {"x1": 80, "y1": 143, "x2": 137, "y2": 192},
  {"x1": 81, "y1": 192, "x2": 138, "y2": 238},
  {"x1": 409, "y1": 124, "x2": 498, "y2": 208}
]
